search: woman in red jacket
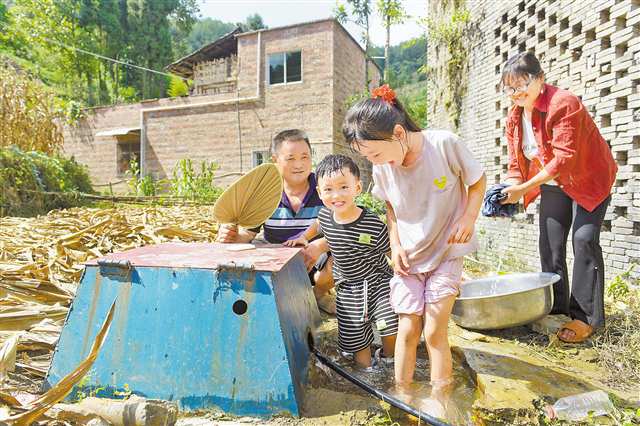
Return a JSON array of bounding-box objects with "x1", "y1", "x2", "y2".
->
[{"x1": 500, "y1": 52, "x2": 617, "y2": 343}]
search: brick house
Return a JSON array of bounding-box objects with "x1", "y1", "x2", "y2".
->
[{"x1": 63, "y1": 18, "x2": 381, "y2": 191}]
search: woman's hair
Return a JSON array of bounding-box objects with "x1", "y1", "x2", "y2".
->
[
  {"x1": 342, "y1": 97, "x2": 422, "y2": 148},
  {"x1": 501, "y1": 51, "x2": 544, "y2": 85}
]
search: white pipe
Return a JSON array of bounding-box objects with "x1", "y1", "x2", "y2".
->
[{"x1": 139, "y1": 31, "x2": 262, "y2": 177}]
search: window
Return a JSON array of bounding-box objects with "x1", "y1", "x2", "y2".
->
[
  {"x1": 268, "y1": 51, "x2": 302, "y2": 85},
  {"x1": 117, "y1": 140, "x2": 141, "y2": 175},
  {"x1": 253, "y1": 150, "x2": 270, "y2": 167}
]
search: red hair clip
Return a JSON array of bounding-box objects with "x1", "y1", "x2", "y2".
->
[{"x1": 372, "y1": 84, "x2": 396, "y2": 104}]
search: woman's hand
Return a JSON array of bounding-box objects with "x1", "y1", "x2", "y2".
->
[
  {"x1": 448, "y1": 213, "x2": 475, "y2": 244},
  {"x1": 283, "y1": 236, "x2": 308, "y2": 248},
  {"x1": 391, "y1": 244, "x2": 410, "y2": 276},
  {"x1": 500, "y1": 184, "x2": 526, "y2": 205}
]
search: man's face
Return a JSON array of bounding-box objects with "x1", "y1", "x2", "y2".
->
[
  {"x1": 317, "y1": 168, "x2": 362, "y2": 214},
  {"x1": 272, "y1": 139, "x2": 312, "y2": 186}
]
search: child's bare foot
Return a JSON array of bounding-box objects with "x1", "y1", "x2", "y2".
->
[
  {"x1": 421, "y1": 376, "x2": 454, "y2": 420},
  {"x1": 418, "y1": 396, "x2": 446, "y2": 420},
  {"x1": 394, "y1": 382, "x2": 414, "y2": 405}
]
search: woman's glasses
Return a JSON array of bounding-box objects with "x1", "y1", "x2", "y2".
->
[{"x1": 502, "y1": 78, "x2": 533, "y2": 96}]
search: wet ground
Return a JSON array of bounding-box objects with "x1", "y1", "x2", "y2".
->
[
  {"x1": 176, "y1": 310, "x2": 640, "y2": 426},
  {"x1": 177, "y1": 313, "x2": 482, "y2": 426},
  {"x1": 307, "y1": 314, "x2": 479, "y2": 425}
]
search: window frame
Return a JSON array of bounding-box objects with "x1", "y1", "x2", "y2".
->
[
  {"x1": 267, "y1": 50, "x2": 303, "y2": 86},
  {"x1": 116, "y1": 138, "x2": 141, "y2": 177},
  {"x1": 252, "y1": 150, "x2": 270, "y2": 167}
]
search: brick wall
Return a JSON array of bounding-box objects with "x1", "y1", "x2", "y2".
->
[
  {"x1": 331, "y1": 21, "x2": 382, "y2": 189},
  {"x1": 427, "y1": 0, "x2": 640, "y2": 281},
  {"x1": 63, "y1": 20, "x2": 378, "y2": 193}
]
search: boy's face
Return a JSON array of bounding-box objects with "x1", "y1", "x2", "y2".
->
[
  {"x1": 272, "y1": 139, "x2": 312, "y2": 187},
  {"x1": 317, "y1": 168, "x2": 362, "y2": 214}
]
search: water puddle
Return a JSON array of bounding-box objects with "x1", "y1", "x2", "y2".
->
[{"x1": 307, "y1": 318, "x2": 481, "y2": 425}]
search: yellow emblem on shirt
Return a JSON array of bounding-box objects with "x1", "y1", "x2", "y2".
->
[
  {"x1": 434, "y1": 175, "x2": 447, "y2": 190},
  {"x1": 358, "y1": 233, "x2": 372, "y2": 245}
]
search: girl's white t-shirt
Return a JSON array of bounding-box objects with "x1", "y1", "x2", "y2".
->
[{"x1": 372, "y1": 130, "x2": 485, "y2": 274}]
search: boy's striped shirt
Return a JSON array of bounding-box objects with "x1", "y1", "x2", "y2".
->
[{"x1": 317, "y1": 207, "x2": 392, "y2": 284}]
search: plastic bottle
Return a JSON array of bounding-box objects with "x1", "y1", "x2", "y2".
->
[{"x1": 547, "y1": 390, "x2": 614, "y2": 421}]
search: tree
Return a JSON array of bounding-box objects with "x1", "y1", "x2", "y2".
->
[
  {"x1": 179, "y1": 18, "x2": 236, "y2": 54},
  {"x1": 0, "y1": 2, "x2": 16, "y2": 52},
  {"x1": 0, "y1": 2, "x2": 7, "y2": 27},
  {"x1": 376, "y1": 0, "x2": 406, "y2": 83},
  {"x1": 167, "y1": 74, "x2": 189, "y2": 97},
  {"x1": 4, "y1": 0, "x2": 199, "y2": 106},
  {"x1": 120, "y1": 0, "x2": 199, "y2": 100},
  {"x1": 242, "y1": 13, "x2": 266, "y2": 31},
  {"x1": 335, "y1": 0, "x2": 372, "y2": 92}
]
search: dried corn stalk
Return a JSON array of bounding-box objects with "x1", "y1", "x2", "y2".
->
[
  {"x1": 0, "y1": 205, "x2": 219, "y2": 417},
  {"x1": 4, "y1": 301, "x2": 116, "y2": 425},
  {"x1": 0, "y1": 63, "x2": 64, "y2": 154}
]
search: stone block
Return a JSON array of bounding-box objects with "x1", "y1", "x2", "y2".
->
[{"x1": 528, "y1": 314, "x2": 572, "y2": 335}]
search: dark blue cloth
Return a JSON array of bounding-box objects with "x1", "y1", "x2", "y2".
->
[{"x1": 482, "y1": 184, "x2": 518, "y2": 218}]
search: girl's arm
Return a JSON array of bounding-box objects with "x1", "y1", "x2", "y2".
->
[
  {"x1": 386, "y1": 201, "x2": 409, "y2": 276},
  {"x1": 449, "y1": 173, "x2": 487, "y2": 244}
]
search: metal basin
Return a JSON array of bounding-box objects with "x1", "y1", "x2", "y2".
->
[{"x1": 452, "y1": 272, "x2": 560, "y2": 330}]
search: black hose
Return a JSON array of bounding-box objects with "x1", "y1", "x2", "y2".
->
[{"x1": 312, "y1": 348, "x2": 451, "y2": 426}]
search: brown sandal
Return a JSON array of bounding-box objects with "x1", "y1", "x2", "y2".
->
[{"x1": 557, "y1": 319, "x2": 593, "y2": 343}]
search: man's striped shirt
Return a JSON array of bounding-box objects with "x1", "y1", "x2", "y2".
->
[{"x1": 253, "y1": 173, "x2": 323, "y2": 244}]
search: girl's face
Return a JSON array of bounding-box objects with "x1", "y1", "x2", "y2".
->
[
  {"x1": 352, "y1": 125, "x2": 407, "y2": 166},
  {"x1": 503, "y1": 74, "x2": 544, "y2": 109}
]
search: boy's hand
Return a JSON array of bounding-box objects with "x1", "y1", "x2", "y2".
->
[
  {"x1": 391, "y1": 244, "x2": 410, "y2": 276},
  {"x1": 448, "y1": 213, "x2": 475, "y2": 244},
  {"x1": 283, "y1": 236, "x2": 308, "y2": 248},
  {"x1": 302, "y1": 241, "x2": 324, "y2": 271}
]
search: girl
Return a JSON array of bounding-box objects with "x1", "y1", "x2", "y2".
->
[{"x1": 343, "y1": 85, "x2": 486, "y2": 402}]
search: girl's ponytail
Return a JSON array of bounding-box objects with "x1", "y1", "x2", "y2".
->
[{"x1": 343, "y1": 85, "x2": 422, "y2": 148}]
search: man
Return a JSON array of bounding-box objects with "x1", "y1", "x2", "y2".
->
[{"x1": 216, "y1": 129, "x2": 335, "y2": 313}]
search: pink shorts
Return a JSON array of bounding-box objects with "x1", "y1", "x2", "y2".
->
[{"x1": 389, "y1": 258, "x2": 463, "y2": 315}]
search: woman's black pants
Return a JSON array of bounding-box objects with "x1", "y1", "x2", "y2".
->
[{"x1": 539, "y1": 184, "x2": 611, "y2": 328}]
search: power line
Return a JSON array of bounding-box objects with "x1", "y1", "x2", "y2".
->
[
  {"x1": 1, "y1": 24, "x2": 188, "y2": 81},
  {"x1": 43, "y1": 37, "x2": 189, "y2": 81}
]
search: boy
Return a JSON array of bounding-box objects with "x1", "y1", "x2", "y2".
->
[{"x1": 285, "y1": 154, "x2": 398, "y2": 368}]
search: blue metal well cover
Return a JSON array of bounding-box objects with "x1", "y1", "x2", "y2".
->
[{"x1": 47, "y1": 243, "x2": 320, "y2": 418}]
